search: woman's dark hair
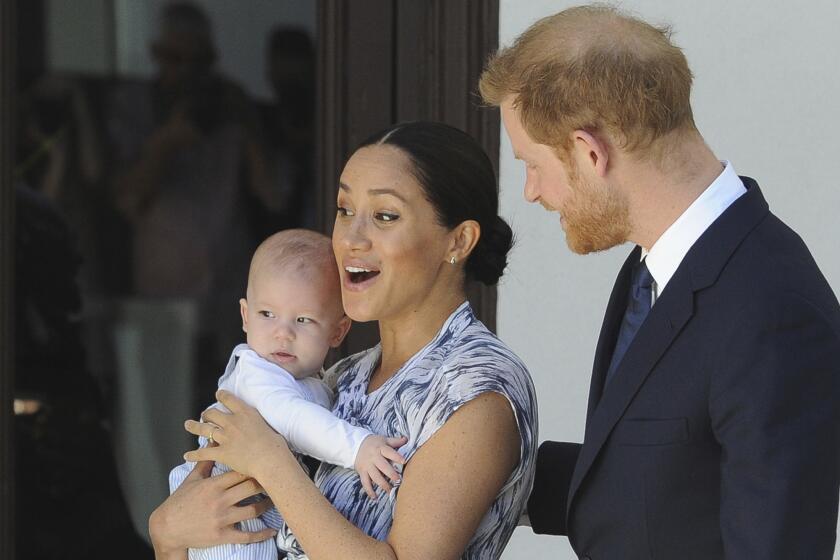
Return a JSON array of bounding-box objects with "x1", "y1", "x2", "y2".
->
[{"x1": 358, "y1": 121, "x2": 513, "y2": 286}]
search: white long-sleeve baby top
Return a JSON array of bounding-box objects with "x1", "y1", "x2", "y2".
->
[{"x1": 214, "y1": 343, "x2": 372, "y2": 469}]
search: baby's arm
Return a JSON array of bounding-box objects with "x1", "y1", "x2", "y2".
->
[{"x1": 236, "y1": 362, "x2": 405, "y2": 494}]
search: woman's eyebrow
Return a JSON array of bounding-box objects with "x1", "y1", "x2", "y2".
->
[
  {"x1": 338, "y1": 182, "x2": 406, "y2": 202},
  {"x1": 367, "y1": 188, "x2": 407, "y2": 202}
]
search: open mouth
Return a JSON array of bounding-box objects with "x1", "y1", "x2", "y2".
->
[{"x1": 345, "y1": 266, "x2": 381, "y2": 284}]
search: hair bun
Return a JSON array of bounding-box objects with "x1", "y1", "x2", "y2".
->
[{"x1": 466, "y1": 215, "x2": 514, "y2": 286}]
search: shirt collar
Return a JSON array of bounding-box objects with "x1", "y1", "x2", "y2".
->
[{"x1": 644, "y1": 161, "x2": 746, "y2": 295}]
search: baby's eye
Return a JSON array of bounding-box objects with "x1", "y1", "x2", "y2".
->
[
  {"x1": 375, "y1": 212, "x2": 399, "y2": 223},
  {"x1": 259, "y1": 310, "x2": 275, "y2": 319},
  {"x1": 296, "y1": 317, "x2": 314, "y2": 324},
  {"x1": 336, "y1": 206, "x2": 355, "y2": 217}
]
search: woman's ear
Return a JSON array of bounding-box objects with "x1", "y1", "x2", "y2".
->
[
  {"x1": 448, "y1": 220, "x2": 481, "y2": 263},
  {"x1": 330, "y1": 315, "x2": 352, "y2": 348},
  {"x1": 239, "y1": 298, "x2": 249, "y2": 333}
]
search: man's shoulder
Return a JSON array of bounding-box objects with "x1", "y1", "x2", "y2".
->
[
  {"x1": 701, "y1": 210, "x2": 839, "y2": 326},
  {"x1": 730, "y1": 210, "x2": 830, "y2": 292}
]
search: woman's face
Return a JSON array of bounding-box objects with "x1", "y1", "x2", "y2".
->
[{"x1": 333, "y1": 145, "x2": 454, "y2": 323}]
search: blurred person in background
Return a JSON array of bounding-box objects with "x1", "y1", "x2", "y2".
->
[
  {"x1": 13, "y1": 184, "x2": 151, "y2": 559},
  {"x1": 249, "y1": 26, "x2": 317, "y2": 236},
  {"x1": 106, "y1": 1, "x2": 264, "y2": 405}
]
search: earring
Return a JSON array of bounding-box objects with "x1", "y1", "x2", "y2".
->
[{"x1": 449, "y1": 256, "x2": 457, "y2": 265}]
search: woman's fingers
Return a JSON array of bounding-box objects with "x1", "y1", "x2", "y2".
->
[
  {"x1": 201, "y1": 407, "x2": 230, "y2": 428},
  {"x1": 184, "y1": 460, "x2": 215, "y2": 481},
  {"x1": 213, "y1": 470, "x2": 252, "y2": 489},
  {"x1": 185, "y1": 418, "x2": 226, "y2": 444},
  {"x1": 185, "y1": 419, "x2": 217, "y2": 438},
  {"x1": 225, "y1": 477, "x2": 266, "y2": 505},
  {"x1": 184, "y1": 446, "x2": 217, "y2": 463},
  {"x1": 151, "y1": 466, "x2": 260, "y2": 550},
  {"x1": 184, "y1": 419, "x2": 203, "y2": 436},
  {"x1": 216, "y1": 390, "x2": 247, "y2": 413},
  {"x1": 223, "y1": 498, "x2": 274, "y2": 526}
]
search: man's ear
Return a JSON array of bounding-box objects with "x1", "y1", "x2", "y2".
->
[
  {"x1": 448, "y1": 219, "x2": 481, "y2": 263},
  {"x1": 239, "y1": 298, "x2": 249, "y2": 333},
  {"x1": 572, "y1": 129, "x2": 610, "y2": 178},
  {"x1": 330, "y1": 315, "x2": 352, "y2": 348}
]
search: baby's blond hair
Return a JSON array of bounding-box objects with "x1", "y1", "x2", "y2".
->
[{"x1": 248, "y1": 229, "x2": 340, "y2": 301}]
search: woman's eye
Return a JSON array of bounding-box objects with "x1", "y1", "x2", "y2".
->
[
  {"x1": 259, "y1": 311, "x2": 275, "y2": 318},
  {"x1": 375, "y1": 212, "x2": 399, "y2": 223},
  {"x1": 336, "y1": 206, "x2": 355, "y2": 217},
  {"x1": 296, "y1": 317, "x2": 313, "y2": 324}
]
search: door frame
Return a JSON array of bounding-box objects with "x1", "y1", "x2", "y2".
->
[{"x1": 0, "y1": 0, "x2": 16, "y2": 556}]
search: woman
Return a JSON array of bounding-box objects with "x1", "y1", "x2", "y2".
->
[{"x1": 150, "y1": 122, "x2": 537, "y2": 560}]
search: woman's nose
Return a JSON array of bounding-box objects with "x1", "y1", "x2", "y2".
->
[{"x1": 339, "y1": 216, "x2": 372, "y2": 251}]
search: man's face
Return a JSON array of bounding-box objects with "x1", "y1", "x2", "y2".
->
[
  {"x1": 500, "y1": 99, "x2": 630, "y2": 254},
  {"x1": 500, "y1": 99, "x2": 572, "y2": 215}
]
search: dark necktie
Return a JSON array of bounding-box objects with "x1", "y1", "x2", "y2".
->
[{"x1": 604, "y1": 259, "x2": 654, "y2": 386}]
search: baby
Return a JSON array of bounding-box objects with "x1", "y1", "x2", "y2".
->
[{"x1": 169, "y1": 229, "x2": 404, "y2": 560}]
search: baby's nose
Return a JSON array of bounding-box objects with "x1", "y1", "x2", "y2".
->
[{"x1": 274, "y1": 323, "x2": 295, "y2": 340}]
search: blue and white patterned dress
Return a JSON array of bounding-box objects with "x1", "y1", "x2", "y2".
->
[{"x1": 278, "y1": 301, "x2": 538, "y2": 559}]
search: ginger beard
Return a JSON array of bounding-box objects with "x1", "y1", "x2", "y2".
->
[{"x1": 560, "y1": 156, "x2": 631, "y2": 255}]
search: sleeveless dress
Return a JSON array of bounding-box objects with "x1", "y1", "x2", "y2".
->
[{"x1": 277, "y1": 302, "x2": 538, "y2": 559}]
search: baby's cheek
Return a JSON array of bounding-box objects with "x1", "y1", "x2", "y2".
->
[{"x1": 303, "y1": 334, "x2": 332, "y2": 366}]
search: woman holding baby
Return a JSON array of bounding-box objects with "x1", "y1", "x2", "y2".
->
[{"x1": 150, "y1": 122, "x2": 537, "y2": 560}]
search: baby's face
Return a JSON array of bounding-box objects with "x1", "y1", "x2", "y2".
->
[{"x1": 240, "y1": 267, "x2": 349, "y2": 378}]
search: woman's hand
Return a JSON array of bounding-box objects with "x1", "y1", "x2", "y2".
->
[
  {"x1": 184, "y1": 390, "x2": 295, "y2": 480},
  {"x1": 149, "y1": 459, "x2": 277, "y2": 558}
]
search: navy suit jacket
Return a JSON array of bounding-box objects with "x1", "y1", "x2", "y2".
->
[{"x1": 528, "y1": 178, "x2": 840, "y2": 559}]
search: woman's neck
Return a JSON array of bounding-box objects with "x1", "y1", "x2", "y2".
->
[{"x1": 369, "y1": 292, "x2": 465, "y2": 392}]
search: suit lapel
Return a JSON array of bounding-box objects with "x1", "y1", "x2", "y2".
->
[
  {"x1": 570, "y1": 271, "x2": 695, "y2": 511},
  {"x1": 566, "y1": 177, "x2": 771, "y2": 522},
  {"x1": 585, "y1": 247, "x2": 640, "y2": 421}
]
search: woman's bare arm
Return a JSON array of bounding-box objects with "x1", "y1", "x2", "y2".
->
[
  {"x1": 386, "y1": 391, "x2": 520, "y2": 559},
  {"x1": 185, "y1": 390, "x2": 520, "y2": 560}
]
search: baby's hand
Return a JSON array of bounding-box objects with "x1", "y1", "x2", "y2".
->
[{"x1": 354, "y1": 434, "x2": 408, "y2": 500}]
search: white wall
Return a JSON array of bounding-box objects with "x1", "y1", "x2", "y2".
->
[{"x1": 496, "y1": 2, "x2": 840, "y2": 559}]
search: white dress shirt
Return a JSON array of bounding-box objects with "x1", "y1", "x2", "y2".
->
[{"x1": 644, "y1": 161, "x2": 746, "y2": 303}]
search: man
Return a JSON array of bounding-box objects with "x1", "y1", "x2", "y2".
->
[{"x1": 480, "y1": 5, "x2": 839, "y2": 559}]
